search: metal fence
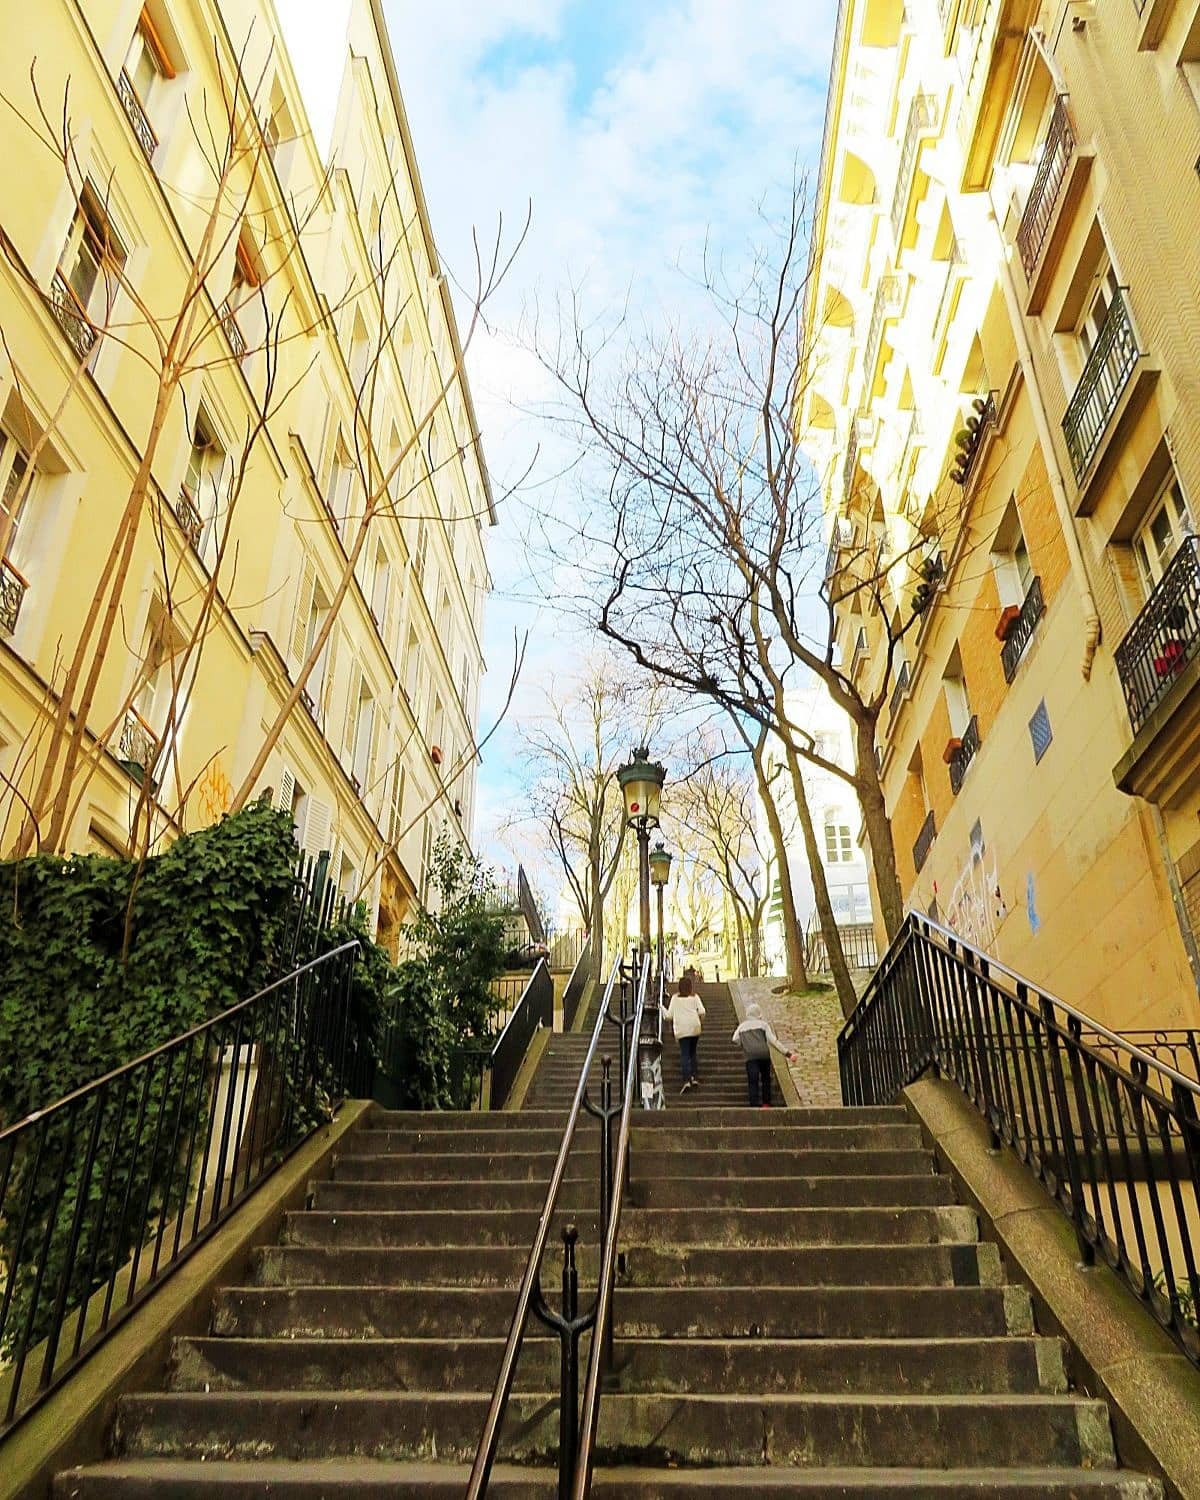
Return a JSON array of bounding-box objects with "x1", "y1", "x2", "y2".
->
[
  {"x1": 0, "y1": 941, "x2": 361, "y2": 1436},
  {"x1": 1113, "y1": 536, "x2": 1200, "y2": 735},
  {"x1": 805, "y1": 921, "x2": 879, "y2": 973},
  {"x1": 839, "y1": 914, "x2": 1200, "y2": 1364},
  {"x1": 490, "y1": 960, "x2": 554, "y2": 1110},
  {"x1": 561, "y1": 938, "x2": 593, "y2": 1032}
]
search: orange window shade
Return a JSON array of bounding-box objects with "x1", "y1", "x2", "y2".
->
[
  {"x1": 235, "y1": 238, "x2": 260, "y2": 287},
  {"x1": 137, "y1": 9, "x2": 176, "y2": 79}
]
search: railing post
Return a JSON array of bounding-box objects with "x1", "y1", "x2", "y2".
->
[
  {"x1": 557, "y1": 1226, "x2": 582, "y2": 1500},
  {"x1": 598, "y1": 1058, "x2": 613, "y2": 1263},
  {"x1": 1040, "y1": 997, "x2": 1095, "y2": 1265}
]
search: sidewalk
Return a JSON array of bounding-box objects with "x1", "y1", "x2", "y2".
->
[{"x1": 728, "y1": 976, "x2": 846, "y2": 1108}]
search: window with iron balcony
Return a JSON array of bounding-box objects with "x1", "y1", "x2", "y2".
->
[{"x1": 1062, "y1": 275, "x2": 1140, "y2": 483}]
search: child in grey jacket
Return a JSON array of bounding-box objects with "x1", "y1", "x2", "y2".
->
[{"x1": 732, "y1": 1003, "x2": 795, "y2": 1107}]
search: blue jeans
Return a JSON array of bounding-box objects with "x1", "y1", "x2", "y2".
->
[
  {"x1": 679, "y1": 1035, "x2": 699, "y2": 1083},
  {"x1": 746, "y1": 1057, "x2": 771, "y2": 1106}
]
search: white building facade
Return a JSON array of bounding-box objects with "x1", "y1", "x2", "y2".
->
[{"x1": 759, "y1": 686, "x2": 874, "y2": 974}]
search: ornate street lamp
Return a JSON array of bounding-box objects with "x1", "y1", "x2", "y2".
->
[
  {"x1": 617, "y1": 746, "x2": 666, "y2": 958},
  {"x1": 648, "y1": 841, "x2": 673, "y2": 977}
]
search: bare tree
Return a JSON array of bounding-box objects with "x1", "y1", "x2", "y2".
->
[
  {"x1": 531, "y1": 179, "x2": 979, "y2": 966},
  {"x1": 512, "y1": 655, "x2": 663, "y2": 974}
]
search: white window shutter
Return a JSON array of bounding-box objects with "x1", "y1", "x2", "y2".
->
[
  {"x1": 342, "y1": 664, "x2": 361, "y2": 758},
  {"x1": 278, "y1": 766, "x2": 296, "y2": 830},
  {"x1": 321, "y1": 625, "x2": 341, "y2": 725},
  {"x1": 303, "y1": 797, "x2": 331, "y2": 859},
  {"x1": 290, "y1": 557, "x2": 316, "y2": 670}
]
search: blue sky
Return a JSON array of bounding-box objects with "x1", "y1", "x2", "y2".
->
[{"x1": 382, "y1": 0, "x2": 840, "y2": 871}]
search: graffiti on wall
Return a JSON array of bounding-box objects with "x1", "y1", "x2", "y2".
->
[
  {"x1": 197, "y1": 758, "x2": 232, "y2": 824},
  {"x1": 938, "y1": 819, "x2": 1008, "y2": 950}
]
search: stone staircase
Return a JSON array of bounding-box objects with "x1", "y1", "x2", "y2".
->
[
  {"x1": 526, "y1": 978, "x2": 759, "y2": 1111},
  {"x1": 53, "y1": 1041, "x2": 1163, "y2": 1493}
]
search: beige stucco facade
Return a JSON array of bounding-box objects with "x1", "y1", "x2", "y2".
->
[
  {"x1": 804, "y1": 0, "x2": 1200, "y2": 1028},
  {"x1": 0, "y1": 0, "x2": 491, "y2": 949}
]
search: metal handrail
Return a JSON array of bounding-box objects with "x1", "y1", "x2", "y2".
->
[
  {"x1": 572, "y1": 955, "x2": 653, "y2": 1497},
  {"x1": 838, "y1": 912, "x2": 1200, "y2": 1362},
  {"x1": 489, "y1": 958, "x2": 553, "y2": 1110},
  {"x1": 465, "y1": 954, "x2": 631, "y2": 1497}
]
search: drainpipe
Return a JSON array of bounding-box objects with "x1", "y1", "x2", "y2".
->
[{"x1": 986, "y1": 202, "x2": 1103, "y2": 680}]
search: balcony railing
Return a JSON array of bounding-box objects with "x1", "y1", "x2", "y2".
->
[
  {"x1": 954, "y1": 392, "x2": 996, "y2": 489},
  {"x1": 1016, "y1": 95, "x2": 1074, "y2": 278},
  {"x1": 1113, "y1": 536, "x2": 1200, "y2": 735},
  {"x1": 842, "y1": 410, "x2": 868, "y2": 504},
  {"x1": 890, "y1": 93, "x2": 937, "y2": 242},
  {"x1": 117, "y1": 70, "x2": 157, "y2": 164},
  {"x1": 118, "y1": 707, "x2": 159, "y2": 786},
  {"x1": 219, "y1": 299, "x2": 247, "y2": 360},
  {"x1": 0, "y1": 556, "x2": 29, "y2": 634},
  {"x1": 913, "y1": 808, "x2": 936, "y2": 874},
  {"x1": 889, "y1": 659, "x2": 911, "y2": 720},
  {"x1": 48, "y1": 272, "x2": 96, "y2": 360},
  {"x1": 174, "y1": 486, "x2": 203, "y2": 551},
  {"x1": 948, "y1": 713, "x2": 980, "y2": 794},
  {"x1": 1000, "y1": 575, "x2": 1045, "y2": 683},
  {"x1": 1062, "y1": 289, "x2": 1139, "y2": 481}
]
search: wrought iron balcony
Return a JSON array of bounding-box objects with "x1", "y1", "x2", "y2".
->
[
  {"x1": 948, "y1": 714, "x2": 981, "y2": 794},
  {"x1": 889, "y1": 659, "x2": 911, "y2": 721},
  {"x1": 913, "y1": 808, "x2": 936, "y2": 874},
  {"x1": 48, "y1": 271, "x2": 96, "y2": 360},
  {"x1": 1113, "y1": 536, "x2": 1200, "y2": 735},
  {"x1": 0, "y1": 557, "x2": 28, "y2": 634},
  {"x1": 117, "y1": 70, "x2": 157, "y2": 164},
  {"x1": 842, "y1": 410, "x2": 870, "y2": 504},
  {"x1": 1016, "y1": 96, "x2": 1074, "y2": 278},
  {"x1": 1062, "y1": 289, "x2": 1139, "y2": 482},
  {"x1": 1000, "y1": 575, "x2": 1045, "y2": 683},
  {"x1": 174, "y1": 486, "x2": 203, "y2": 551},
  {"x1": 219, "y1": 299, "x2": 247, "y2": 360},
  {"x1": 952, "y1": 392, "x2": 996, "y2": 488},
  {"x1": 890, "y1": 93, "x2": 937, "y2": 243},
  {"x1": 118, "y1": 707, "x2": 159, "y2": 786}
]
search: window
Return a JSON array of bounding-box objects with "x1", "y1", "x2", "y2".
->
[
  {"x1": 1077, "y1": 262, "x2": 1119, "y2": 361},
  {"x1": 1135, "y1": 476, "x2": 1193, "y2": 597},
  {"x1": 348, "y1": 313, "x2": 370, "y2": 391},
  {"x1": 371, "y1": 543, "x2": 391, "y2": 631},
  {"x1": 324, "y1": 433, "x2": 354, "y2": 532},
  {"x1": 404, "y1": 627, "x2": 421, "y2": 704},
  {"x1": 824, "y1": 821, "x2": 853, "y2": 863},
  {"x1": 942, "y1": 646, "x2": 972, "y2": 737},
  {"x1": 389, "y1": 762, "x2": 406, "y2": 844},
  {"x1": 350, "y1": 681, "x2": 375, "y2": 791},
  {"x1": 991, "y1": 498, "x2": 1035, "y2": 607},
  {"x1": 0, "y1": 430, "x2": 32, "y2": 567},
  {"x1": 182, "y1": 410, "x2": 225, "y2": 563},
  {"x1": 414, "y1": 518, "x2": 429, "y2": 589},
  {"x1": 121, "y1": 9, "x2": 173, "y2": 162},
  {"x1": 57, "y1": 184, "x2": 127, "y2": 344}
]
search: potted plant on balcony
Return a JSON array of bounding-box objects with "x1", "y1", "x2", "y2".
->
[
  {"x1": 942, "y1": 736, "x2": 963, "y2": 764},
  {"x1": 995, "y1": 604, "x2": 1021, "y2": 641}
]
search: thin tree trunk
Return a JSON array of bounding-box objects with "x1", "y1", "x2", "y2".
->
[
  {"x1": 784, "y1": 742, "x2": 857, "y2": 1018},
  {"x1": 751, "y1": 737, "x2": 808, "y2": 989}
]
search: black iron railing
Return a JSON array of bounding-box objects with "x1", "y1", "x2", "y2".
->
[
  {"x1": 117, "y1": 70, "x2": 157, "y2": 164},
  {"x1": 561, "y1": 938, "x2": 593, "y2": 1032},
  {"x1": 48, "y1": 272, "x2": 96, "y2": 360},
  {"x1": 806, "y1": 920, "x2": 879, "y2": 973},
  {"x1": 489, "y1": 959, "x2": 554, "y2": 1110},
  {"x1": 839, "y1": 913, "x2": 1200, "y2": 1364},
  {"x1": 1016, "y1": 95, "x2": 1074, "y2": 277},
  {"x1": 891, "y1": 92, "x2": 937, "y2": 242},
  {"x1": 1001, "y1": 576, "x2": 1045, "y2": 683},
  {"x1": 0, "y1": 557, "x2": 28, "y2": 634},
  {"x1": 1113, "y1": 537, "x2": 1200, "y2": 735},
  {"x1": 954, "y1": 392, "x2": 996, "y2": 489},
  {"x1": 0, "y1": 940, "x2": 362, "y2": 1435},
  {"x1": 174, "y1": 486, "x2": 203, "y2": 551},
  {"x1": 1063, "y1": 289, "x2": 1139, "y2": 481},
  {"x1": 550, "y1": 928, "x2": 589, "y2": 973},
  {"x1": 948, "y1": 714, "x2": 980, "y2": 794},
  {"x1": 466, "y1": 955, "x2": 650, "y2": 1498},
  {"x1": 913, "y1": 808, "x2": 936, "y2": 874}
]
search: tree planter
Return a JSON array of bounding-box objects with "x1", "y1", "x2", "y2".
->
[
  {"x1": 943, "y1": 737, "x2": 963, "y2": 765},
  {"x1": 995, "y1": 604, "x2": 1021, "y2": 641}
]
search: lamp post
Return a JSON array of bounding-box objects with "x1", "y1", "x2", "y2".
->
[
  {"x1": 617, "y1": 746, "x2": 666, "y2": 960},
  {"x1": 648, "y1": 841, "x2": 673, "y2": 977}
]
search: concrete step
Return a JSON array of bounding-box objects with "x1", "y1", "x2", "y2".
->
[
  {"x1": 250, "y1": 1241, "x2": 1002, "y2": 1290},
  {"x1": 362, "y1": 1106, "x2": 911, "y2": 1130},
  {"x1": 51, "y1": 1460, "x2": 1167, "y2": 1498},
  {"x1": 344, "y1": 1121, "x2": 926, "y2": 1154},
  {"x1": 328, "y1": 1146, "x2": 938, "y2": 1181},
  {"x1": 168, "y1": 1334, "x2": 1065, "y2": 1396},
  {"x1": 308, "y1": 1174, "x2": 957, "y2": 1213},
  {"x1": 283, "y1": 1203, "x2": 978, "y2": 1248},
  {"x1": 211, "y1": 1284, "x2": 1029, "y2": 1340},
  {"x1": 111, "y1": 1390, "x2": 1115, "y2": 1469}
]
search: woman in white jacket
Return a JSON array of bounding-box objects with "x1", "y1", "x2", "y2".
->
[{"x1": 663, "y1": 974, "x2": 705, "y2": 1093}]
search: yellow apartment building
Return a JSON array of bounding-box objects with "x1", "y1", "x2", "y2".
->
[
  {"x1": 0, "y1": 0, "x2": 491, "y2": 950},
  {"x1": 803, "y1": 0, "x2": 1200, "y2": 1029}
]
